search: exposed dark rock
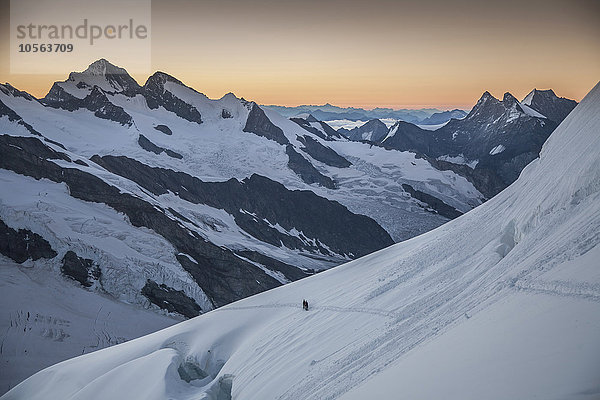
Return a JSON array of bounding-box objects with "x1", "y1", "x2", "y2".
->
[
  {"x1": 141, "y1": 279, "x2": 201, "y2": 318},
  {"x1": 522, "y1": 89, "x2": 577, "y2": 124},
  {"x1": 401, "y1": 184, "x2": 462, "y2": 219},
  {"x1": 164, "y1": 149, "x2": 184, "y2": 159},
  {"x1": 0, "y1": 219, "x2": 57, "y2": 263},
  {"x1": 426, "y1": 157, "x2": 505, "y2": 199},
  {"x1": 286, "y1": 145, "x2": 336, "y2": 189},
  {"x1": 290, "y1": 116, "x2": 343, "y2": 141},
  {"x1": 61, "y1": 250, "x2": 101, "y2": 287},
  {"x1": 138, "y1": 135, "x2": 183, "y2": 159},
  {"x1": 344, "y1": 119, "x2": 389, "y2": 142},
  {"x1": 73, "y1": 159, "x2": 89, "y2": 167},
  {"x1": 143, "y1": 72, "x2": 203, "y2": 124},
  {"x1": 41, "y1": 83, "x2": 81, "y2": 111},
  {"x1": 0, "y1": 97, "x2": 43, "y2": 136},
  {"x1": 89, "y1": 155, "x2": 392, "y2": 258},
  {"x1": 0, "y1": 83, "x2": 38, "y2": 101},
  {"x1": 42, "y1": 84, "x2": 133, "y2": 126},
  {"x1": 83, "y1": 87, "x2": 133, "y2": 125},
  {"x1": 0, "y1": 135, "x2": 280, "y2": 307},
  {"x1": 138, "y1": 134, "x2": 163, "y2": 154},
  {"x1": 221, "y1": 109, "x2": 232, "y2": 119},
  {"x1": 297, "y1": 135, "x2": 351, "y2": 168},
  {"x1": 381, "y1": 91, "x2": 558, "y2": 194},
  {"x1": 243, "y1": 103, "x2": 289, "y2": 145},
  {"x1": 154, "y1": 124, "x2": 173, "y2": 135}
]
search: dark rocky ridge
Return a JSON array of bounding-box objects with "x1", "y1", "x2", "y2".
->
[
  {"x1": 143, "y1": 72, "x2": 203, "y2": 124},
  {"x1": 523, "y1": 89, "x2": 577, "y2": 123},
  {"x1": 243, "y1": 103, "x2": 289, "y2": 145},
  {"x1": 43, "y1": 85, "x2": 133, "y2": 126},
  {"x1": 290, "y1": 116, "x2": 343, "y2": 141},
  {"x1": 141, "y1": 280, "x2": 202, "y2": 318},
  {"x1": 381, "y1": 91, "x2": 559, "y2": 196},
  {"x1": 285, "y1": 145, "x2": 336, "y2": 189},
  {"x1": 90, "y1": 154, "x2": 392, "y2": 258},
  {"x1": 61, "y1": 251, "x2": 101, "y2": 287},
  {"x1": 297, "y1": 135, "x2": 352, "y2": 168},
  {"x1": 0, "y1": 134, "x2": 279, "y2": 307},
  {"x1": 344, "y1": 119, "x2": 389, "y2": 142},
  {"x1": 401, "y1": 184, "x2": 462, "y2": 219},
  {"x1": 138, "y1": 135, "x2": 183, "y2": 159},
  {"x1": 0, "y1": 219, "x2": 57, "y2": 263}
]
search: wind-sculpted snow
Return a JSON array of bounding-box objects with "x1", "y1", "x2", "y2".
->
[{"x1": 5, "y1": 83, "x2": 598, "y2": 400}]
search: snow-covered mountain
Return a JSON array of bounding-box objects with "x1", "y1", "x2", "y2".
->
[
  {"x1": 5, "y1": 81, "x2": 598, "y2": 400},
  {"x1": 340, "y1": 118, "x2": 389, "y2": 142},
  {"x1": 0, "y1": 59, "x2": 486, "y2": 385},
  {"x1": 521, "y1": 88, "x2": 578, "y2": 124},
  {"x1": 262, "y1": 103, "x2": 439, "y2": 124},
  {"x1": 379, "y1": 89, "x2": 577, "y2": 197}
]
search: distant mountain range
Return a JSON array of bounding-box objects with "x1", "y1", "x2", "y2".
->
[{"x1": 262, "y1": 104, "x2": 459, "y2": 124}]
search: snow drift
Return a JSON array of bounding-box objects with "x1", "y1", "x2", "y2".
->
[{"x1": 3, "y1": 82, "x2": 599, "y2": 399}]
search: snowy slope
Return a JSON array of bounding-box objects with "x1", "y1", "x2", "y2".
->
[
  {"x1": 5, "y1": 82, "x2": 599, "y2": 400},
  {"x1": 0, "y1": 257, "x2": 179, "y2": 396}
]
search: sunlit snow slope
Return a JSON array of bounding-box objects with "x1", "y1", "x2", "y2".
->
[{"x1": 3, "y1": 82, "x2": 599, "y2": 400}]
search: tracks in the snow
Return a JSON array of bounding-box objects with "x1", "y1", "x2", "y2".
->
[{"x1": 216, "y1": 303, "x2": 398, "y2": 318}]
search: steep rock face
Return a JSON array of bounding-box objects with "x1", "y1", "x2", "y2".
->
[
  {"x1": 142, "y1": 72, "x2": 203, "y2": 124},
  {"x1": 83, "y1": 87, "x2": 133, "y2": 125},
  {"x1": 401, "y1": 184, "x2": 462, "y2": 219},
  {"x1": 297, "y1": 135, "x2": 352, "y2": 168},
  {"x1": 42, "y1": 83, "x2": 82, "y2": 111},
  {"x1": 61, "y1": 251, "x2": 101, "y2": 288},
  {"x1": 0, "y1": 92, "x2": 43, "y2": 137},
  {"x1": 380, "y1": 121, "x2": 433, "y2": 153},
  {"x1": 345, "y1": 119, "x2": 390, "y2": 142},
  {"x1": 286, "y1": 145, "x2": 336, "y2": 189},
  {"x1": 89, "y1": 155, "x2": 392, "y2": 258},
  {"x1": 43, "y1": 85, "x2": 133, "y2": 125},
  {"x1": 141, "y1": 280, "x2": 202, "y2": 318},
  {"x1": 243, "y1": 103, "x2": 289, "y2": 145},
  {"x1": 522, "y1": 88, "x2": 577, "y2": 123},
  {"x1": 291, "y1": 115, "x2": 344, "y2": 141},
  {"x1": 0, "y1": 135, "x2": 280, "y2": 307},
  {"x1": 381, "y1": 91, "x2": 558, "y2": 196},
  {"x1": 0, "y1": 219, "x2": 57, "y2": 263}
]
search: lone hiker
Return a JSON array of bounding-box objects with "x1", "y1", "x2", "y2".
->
[{"x1": 303, "y1": 299, "x2": 309, "y2": 311}]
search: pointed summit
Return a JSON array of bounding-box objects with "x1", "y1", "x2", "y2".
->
[
  {"x1": 502, "y1": 92, "x2": 519, "y2": 106},
  {"x1": 305, "y1": 114, "x2": 319, "y2": 123},
  {"x1": 520, "y1": 88, "x2": 577, "y2": 123},
  {"x1": 80, "y1": 59, "x2": 129, "y2": 76},
  {"x1": 49, "y1": 59, "x2": 142, "y2": 98}
]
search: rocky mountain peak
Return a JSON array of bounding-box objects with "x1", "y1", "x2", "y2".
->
[
  {"x1": 521, "y1": 88, "x2": 577, "y2": 123},
  {"x1": 81, "y1": 59, "x2": 129, "y2": 76}
]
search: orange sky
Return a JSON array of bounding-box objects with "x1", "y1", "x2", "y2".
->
[{"x1": 1, "y1": 0, "x2": 599, "y2": 109}]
